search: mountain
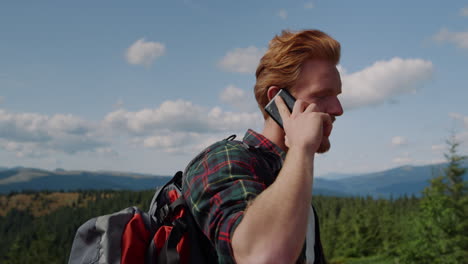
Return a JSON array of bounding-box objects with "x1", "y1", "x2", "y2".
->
[
  {"x1": 0, "y1": 161, "x2": 466, "y2": 197},
  {"x1": 315, "y1": 161, "x2": 468, "y2": 198},
  {"x1": 0, "y1": 167, "x2": 347, "y2": 196},
  {"x1": 0, "y1": 168, "x2": 172, "y2": 194},
  {"x1": 318, "y1": 172, "x2": 359, "y2": 180}
]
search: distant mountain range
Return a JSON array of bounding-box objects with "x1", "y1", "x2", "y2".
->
[
  {"x1": 315, "y1": 162, "x2": 466, "y2": 198},
  {"x1": 0, "y1": 168, "x2": 170, "y2": 194},
  {"x1": 1, "y1": 162, "x2": 466, "y2": 197}
]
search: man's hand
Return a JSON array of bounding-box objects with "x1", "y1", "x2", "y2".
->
[
  {"x1": 233, "y1": 96, "x2": 325, "y2": 264},
  {"x1": 275, "y1": 95, "x2": 332, "y2": 154}
]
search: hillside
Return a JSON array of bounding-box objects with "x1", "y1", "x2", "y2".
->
[
  {"x1": 0, "y1": 168, "x2": 171, "y2": 193},
  {"x1": 1, "y1": 161, "x2": 466, "y2": 197},
  {"x1": 0, "y1": 167, "x2": 349, "y2": 196}
]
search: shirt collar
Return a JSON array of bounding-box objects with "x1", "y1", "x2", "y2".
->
[{"x1": 242, "y1": 129, "x2": 286, "y2": 163}]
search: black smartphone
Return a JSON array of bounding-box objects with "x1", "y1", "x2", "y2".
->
[{"x1": 264, "y1": 89, "x2": 296, "y2": 129}]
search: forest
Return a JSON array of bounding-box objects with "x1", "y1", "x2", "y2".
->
[{"x1": 0, "y1": 140, "x2": 466, "y2": 264}]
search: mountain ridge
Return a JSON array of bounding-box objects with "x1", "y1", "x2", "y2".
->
[{"x1": 1, "y1": 162, "x2": 466, "y2": 197}]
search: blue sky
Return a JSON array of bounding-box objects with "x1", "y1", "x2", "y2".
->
[{"x1": 1, "y1": 0, "x2": 467, "y2": 177}]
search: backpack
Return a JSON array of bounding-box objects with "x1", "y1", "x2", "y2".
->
[{"x1": 68, "y1": 170, "x2": 216, "y2": 264}]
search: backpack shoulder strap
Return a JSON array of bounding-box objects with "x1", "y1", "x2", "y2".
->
[
  {"x1": 312, "y1": 205, "x2": 326, "y2": 264},
  {"x1": 148, "y1": 171, "x2": 183, "y2": 227}
]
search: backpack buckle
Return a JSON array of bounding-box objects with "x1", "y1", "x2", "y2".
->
[
  {"x1": 157, "y1": 204, "x2": 170, "y2": 224},
  {"x1": 157, "y1": 197, "x2": 187, "y2": 225}
]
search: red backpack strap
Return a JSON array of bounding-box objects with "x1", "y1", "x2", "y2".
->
[
  {"x1": 147, "y1": 199, "x2": 215, "y2": 264},
  {"x1": 145, "y1": 170, "x2": 218, "y2": 264},
  {"x1": 157, "y1": 217, "x2": 188, "y2": 263}
]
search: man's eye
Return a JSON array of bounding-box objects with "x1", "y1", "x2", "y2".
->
[{"x1": 312, "y1": 96, "x2": 326, "y2": 100}]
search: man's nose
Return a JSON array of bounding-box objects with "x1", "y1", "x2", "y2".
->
[{"x1": 328, "y1": 97, "x2": 344, "y2": 117}]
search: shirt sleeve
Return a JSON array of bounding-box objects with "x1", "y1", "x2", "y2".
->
[{"x1": 182, "y1": 141, "x2": 267, "y2": 264}]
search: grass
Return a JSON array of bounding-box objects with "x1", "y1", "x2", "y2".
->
[{"x1": 0, "y1": 192, "x2": 112, "y2": 217}]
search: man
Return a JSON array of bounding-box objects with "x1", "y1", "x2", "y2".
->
[{"x1": 182, "y1": 29, "x2": 343, "y2": 264}]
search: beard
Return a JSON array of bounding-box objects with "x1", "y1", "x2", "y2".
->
[{"x1": 316, "y1": 136, "x2": 331, "y2": 154}]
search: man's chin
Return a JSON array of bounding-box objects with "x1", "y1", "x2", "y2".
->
[{"x1": 316, "y1": 138, "x2": 331, "y2": 154}]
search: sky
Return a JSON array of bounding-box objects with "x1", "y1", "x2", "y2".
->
[{"x1": 0, "y1": 0, "x2": 467, "y2": 178}]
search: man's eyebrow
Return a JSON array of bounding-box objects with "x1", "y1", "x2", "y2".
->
[{"x1": 310, "y1": 87, "x2": 341, "y2": 96}]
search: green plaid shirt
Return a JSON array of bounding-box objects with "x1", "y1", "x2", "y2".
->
[{"x1": 182, "y1": 129, "x2": 313, "y2": 263}]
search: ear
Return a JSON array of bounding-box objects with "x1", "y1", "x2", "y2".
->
[{"x1": 266, "y1": 86, "x2": 280, "y2": 101}]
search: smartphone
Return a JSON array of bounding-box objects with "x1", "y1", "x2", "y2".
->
[{"x1": 264, "y1": 89, "x2": 296, "y2": 129}]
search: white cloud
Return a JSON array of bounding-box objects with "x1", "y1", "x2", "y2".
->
[
  {"x1": 1, "y1": 140, "x2": 44, "y2": 158},
  {"x1": 442, "y1": 113, "x2": 468, "y2": 146},
  {"x1": 392, "y1": 152, "x2": 412, "y2": 164},
  {"x1": 95, "y1": 147, "x2": 118, "y2": 156},
  {"x1": 336, "y1": 65, "x2": 347, "y2": 75},
  {"x1": 449, "y1": 112, "x2": 468, "y2": 128},
  {"x1": 433, "y1": 28, "x2": 468, "y2": 50},
  {"x1": 131, "y1": 130, "x2": 246, "y2": 154},
  {"x1": 104, "y1": 99, "x2": 263, "y2": 136},
  {"x1": 448, "y1": 112, "x2": 468, "y2": 146},
  {"x1": 0, "y1": 109, "x2": 108, "y2": 155},
  {"x1": 134, "y1": 132, "x2": 221, "y2": 154},
  {"x1": 430, "y1": 158, "x2": 447, "y2": 165},
  {"x1": 125, "y1": 38, "x2": 166, "y2": 66},
  {"x1": 220, "y1": 85, "x2": 246, "y2": 102},
  {"x1": 278, "y1": 9, "x2": 288, "y2": 19},
  {"x1": 391, "y1": 136, "x2": 408, "y2": 146},
  {"x1": 460, "y1": 7, "x2": 468, "y2": 16},
  {"x1": 431, "y1": 144, "x2": 445, "y2": 152},
  {"x1": 455, "y1": 131, "x2": 468, "y2": 145},
  {"x1": 304, "y1": 2, "x2": 314, "y2": 9},
  {"x1": 218, "y1": 46, "x2": 266, "y2": 74},
  {"x1": 449, "y1": 112, "x2": 463, "y2": 120},
  {"x1": 219, "y1": 85, "x2": 256, "y2": 111},
  {"x1": 393, "y1": 157, "x2": 413, "y2": 164},
  {"x1": 339, "y1": 57, "x2": 433, "y2": 110},
  {"x1": 48, "y1": 114, "x2": 92, "y2": 134},
  {"x1": 142, "y1": 133, "x2": 191, "y2": 149},
  {"x1": 104, "y1": 98, "x2": 264, "y2": 154},
  {"x1": 105, "y1": 100, "x2": 208, "y2": 134},
  {"x1": 0, "y1": 96, "x2": 4, "y2": 104}
]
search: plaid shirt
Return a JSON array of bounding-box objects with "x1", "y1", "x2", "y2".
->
[{"x1": 182, "y1": 129, "x2": 311, "y2": 264}]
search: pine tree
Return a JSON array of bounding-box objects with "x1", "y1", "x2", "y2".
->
[{"x1": 399, "y1": 135, "x2": 468, "y2": 264}]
